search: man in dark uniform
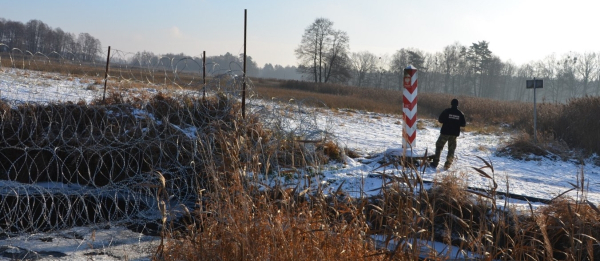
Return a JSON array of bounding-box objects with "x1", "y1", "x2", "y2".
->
[{"x1": 431, "y1": 98, "x2": 466, "y2": 169}]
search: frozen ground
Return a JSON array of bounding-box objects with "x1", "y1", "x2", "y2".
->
[
  {"x1": 311, "y1": 107, "x2": 600, "y2": 206},
  {"x1": 0, "y1": 67, "x2": 599, "y2": 259},
  {"x1": 0, "y1": 226, "x2": 159, "y2": 260}
]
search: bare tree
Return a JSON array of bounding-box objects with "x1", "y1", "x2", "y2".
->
[
  {"x1": 63, "y1": 32, "x2": 79, "y2": 58},
  {"x1": 535, "y1": 54, "x2": 560, "y2": 102},
  {"x1": 499, "y1": 60, "x2": 517, "y2": 100},
  {"x1": 2, "y1": 20, "x2": 26, "y2": 50},
  {"x1": 557, "y1": 53, "x2": 578, "y2": 100},
  {"x1": 423, "y1": 52, "x2": 445, "y2": 92},
  {"x1": 350, "y1": 51, "x2": 378, "y2": 87},
  {"x1": 324, "y1": 29, "x2": 351, "y2": 83},
  {"x1": 375, "y1": 55, "x2": 392, "y2": 89},
  {"x1": 441, "y1": 42, "x2": 465, "y2": 94},
  {"x1": 46, "y1": 28, "x2": 68, "y2": 55},
  {"x1": 390, "y1": 48, "x2": 425, "y2": 90},
  {"x1": 574, "y1": 52, "x2": 597, "y2": 96},
  {"x1": 295, "y1": 18, "x2": 350, "y2": 83},
  {"x1": 77, "y1": 33, "x2": 101, "y2": 62},
  {"x1": 25, "y1": 19, "x2": 49, "y2": 53}
]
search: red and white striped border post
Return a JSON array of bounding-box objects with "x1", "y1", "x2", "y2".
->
[{"x1": 402, "y1": 65, "x2": 418, "y2": 153}]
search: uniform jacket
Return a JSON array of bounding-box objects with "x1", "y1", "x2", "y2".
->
[{"x1": 438, "y1": 106, "x2": 466, "y2": 136}]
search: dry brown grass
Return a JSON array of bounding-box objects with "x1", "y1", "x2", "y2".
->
[
  {"x1": 254, "y1": 80, "x2": 600, "y2": 160},
  {"x1": 155, "y1": 144, "x2": 600, "y2": 260},
  {"x1": 554, "y1": 96, "x2": 600, "y2": 155},
  {"x1": 253, "y1": 81, "x2": 404, "y2": 115},
  {"x1": 253, "y1": 80, "x2": 539, "y2": 134},
  {"x1": 159, "y1": 181, "x2": 380, "y2": 260},
  {"x1": 3, "y1": 59, "x2": 600, "y2": 259},
  {"x1": 535, "y1": 197, "x2": 600, "y2": 260},
  {"x1": 1, "y1": 53, "x2": 207, "y2": 91}
]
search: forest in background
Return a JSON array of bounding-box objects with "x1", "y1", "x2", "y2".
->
[
  {"x1": 295, "y1": 18, "x2": 600, "y2": 103},
  {"x1": 0, "y1": 18, "x2": 302, "y2": 81}
]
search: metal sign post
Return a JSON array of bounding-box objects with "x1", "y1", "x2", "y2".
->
[
  {"x1": 242, "y1": 9, "x2": 247, "y2": 119},
  {"x1": 526, "y1": 78, "x2": 543, "y2": 143}
]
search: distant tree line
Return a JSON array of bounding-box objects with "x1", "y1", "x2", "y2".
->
[
  {"x1": 127, "y1": 51, "x2": 302, "y2": 80},
  {"x1": 0, "y1": 18, "x2": 102, "y2": 62},
  {"x1": 261, "y1": 63, "x2": 301, "y2": 80},
  {"x1": 296, "y1": 18, "x2": 600, "y2": 103},
  {"x1": 0, "y1": 17, "x2": 303, "y2": 81}
]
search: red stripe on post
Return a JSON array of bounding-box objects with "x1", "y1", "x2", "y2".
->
[{"x1": 402, "y1": 65, "x2": 418, "y2": 150}]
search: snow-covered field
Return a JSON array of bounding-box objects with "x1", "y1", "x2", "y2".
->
[
  {"x1": 0, "y1": 67, "x2": 599, "y2": 260},
  {"x1": 315, "y1": 107, "x2": 600, "y2": 205}
]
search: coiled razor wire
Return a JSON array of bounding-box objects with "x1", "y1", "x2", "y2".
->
[
  {"x1": 0, "y1": 48, "x2": 337, "y2": 236},
  {"x1": 0, "y1": 94, "x2": 237, "y2": 234}
]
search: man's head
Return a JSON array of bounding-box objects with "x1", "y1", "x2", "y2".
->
[{"x1": 451, "y1": 99, "x2": 459, "y2": 107}]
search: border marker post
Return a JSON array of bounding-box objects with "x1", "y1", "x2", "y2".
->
[{"x1": 403, "y1": 65, "x2": 418, "y2": 154}]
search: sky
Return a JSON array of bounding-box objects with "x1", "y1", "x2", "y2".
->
[{"x1": 3, "y1": 0, "x2": 600, "y2": 68}]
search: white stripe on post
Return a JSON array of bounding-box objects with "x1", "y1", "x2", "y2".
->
[{"x1": 402, "y1": 65, "x2": 418, "y2": 153}]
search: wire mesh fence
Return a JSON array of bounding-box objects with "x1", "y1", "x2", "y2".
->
[{"x1": 0, "y1": 45, "x2": 249, "y2": 97}]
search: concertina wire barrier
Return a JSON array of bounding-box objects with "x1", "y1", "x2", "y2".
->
[{"x1": 0, "y1": 46, "x2": 333, "y2": 235}]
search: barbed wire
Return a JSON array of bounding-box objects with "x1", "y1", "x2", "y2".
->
[
  {"x1": 0, "y1": 95, "x2": 212, "y2": 233},
  {"x1": 0, "y1": 47, "x2": 335, "y2": 236},
  {"x1": 0, "y1": 45, "x2": 247, "y2": 92}
]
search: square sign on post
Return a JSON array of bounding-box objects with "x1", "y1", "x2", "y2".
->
[{"x1": 526, "y1": 79, "x2": 543, "y2": 89}]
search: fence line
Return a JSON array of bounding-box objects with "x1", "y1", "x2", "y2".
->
[{"x1": 0, "y1": 46, "x2": 334, "y2": 236}]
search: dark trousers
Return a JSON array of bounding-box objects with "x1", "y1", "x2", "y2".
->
[{"x1": 432, "y1": 134, "x2": 457, "y2": 168}]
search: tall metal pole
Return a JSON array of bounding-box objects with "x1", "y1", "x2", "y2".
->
[
  {"x1": 102, "y1": 46, "x2": 111, "y2": 104},
  {"x1": 203, "y1": 50, "x2": 206, "y2": 99},
  {"x1": 533, "y1": 77, "x2": 537, "y2": 143},
  {"x1": 242, "y1": 9, "x2": 247, "y2": 119}
]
